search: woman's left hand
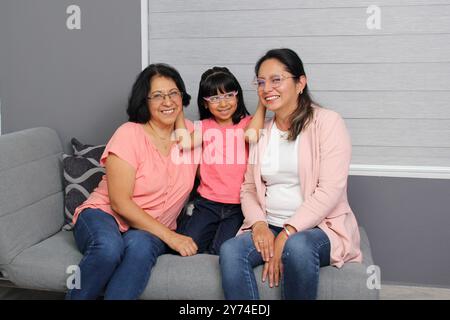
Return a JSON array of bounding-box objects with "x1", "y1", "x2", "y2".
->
[{"x1": 262, "y1": 231, "x2": 289, "y2": 288}]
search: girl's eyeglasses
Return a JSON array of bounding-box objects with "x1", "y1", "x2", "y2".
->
[{"x1": 203, "y1": 91, "x2": 238, "y2": 104}]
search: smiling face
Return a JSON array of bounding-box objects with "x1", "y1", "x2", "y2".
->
[
  {"x1": 256, "y1": 58, "x2": 302, "y2": 115},
  {"x1": 147, "y1": 76, "x2": 182, "y2": 127},
  {"x1": 204, "y1": 89, "x2": 238, "y2": 125}
]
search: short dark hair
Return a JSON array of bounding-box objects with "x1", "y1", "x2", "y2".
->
[
  {"x1": 197, "y1": 67, "x2": 249, "y2": 124},
  {"x1": 127, "y1": 63, "x2": 191, "y2": 123}
]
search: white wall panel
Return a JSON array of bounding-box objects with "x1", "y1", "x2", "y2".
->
[
  {"x1": 150, "y1": 6, "x2": 450, "y2": 38},
  {"x1": 150, "y1": 34, "x2": 450, "y2": 65},
  {"x1": 150, "y1": 0, "x2": 450, "y2": 12},
  {"x1": 148, "y1": 0, "x2": 450, "y2": 170}
]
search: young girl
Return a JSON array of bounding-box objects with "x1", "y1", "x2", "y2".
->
[{"x1": 176, "y1": 66, "x2": 266, "y2": 255}]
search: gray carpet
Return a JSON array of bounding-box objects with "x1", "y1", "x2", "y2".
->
[
  {"x1": 1, "y1": 284, "x2": 450, "y2": 300},
  {"x1": 0, "y1": 287, "x2": 64, "y2": 300},
  {"x1": 379, "y1": 284, "x2": 450, "y2": 300}
]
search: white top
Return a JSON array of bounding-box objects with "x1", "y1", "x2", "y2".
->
[{"x1": 260, "y1": 122, "x2": 303, "y2": 227}]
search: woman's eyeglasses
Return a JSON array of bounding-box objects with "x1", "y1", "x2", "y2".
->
[
  {"x1": 147, "y1": 90, "x2": 183, "y2": 103},
  {"x1": 253, "y1": 75, "x2": 296, "y2": 90},
  {"x1": 203, "y1": 91, "x2": 238, "y2": 104}
]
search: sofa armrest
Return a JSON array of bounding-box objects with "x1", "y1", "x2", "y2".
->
[{"x1": 0, "y1": 127, "x2": 64, "y2": 265}]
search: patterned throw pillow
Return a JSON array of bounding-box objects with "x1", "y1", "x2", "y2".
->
[
  {"x1": 61, "y1": 139, "x2": 106, "y2": 230},
  {"x1": 71, "y1": 138, "x2": 106, "y2": 162}
]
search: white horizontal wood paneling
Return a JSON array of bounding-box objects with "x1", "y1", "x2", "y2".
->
[
  {"x1": 349, "y1": 164, "x2": 450, "y2": 178},
  {"x1": 146, "y1": 0, "x2": 450, "y2": 177},
  {"x1": 150, "y1": 6, "x2": 450, "y2": 39},
  {"x1": 150, "y1": 0, "x2": 450, "y2": 12},
  {"x1": 346, "y1": 119, "x2": 450, "y2": 147},
  {"x1": 241, "y1": 91, "x2": 450, "y2": 120},
  {"x1": 352, "y1": 146, "x2": 450, "y2": 166},
  {"x1": 174, "y1": 63, "x2": 450, "y2": 92},
  {"x1": 150, "y1": 34, "x2": 450, "y2": 64},
  {"x1": 181, "y1": 89, "x2": 450, "y2": 121}
]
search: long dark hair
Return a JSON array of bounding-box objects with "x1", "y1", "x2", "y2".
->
[
  {"x1": 255, "y1": 48, "x2": 316, "y2": 140},
  {"x1": 197, "y1": 66, "x2": 249, "y2": 124},
  {"x1": 127, "y1": 63, "x2": 191, "y2": 123}
]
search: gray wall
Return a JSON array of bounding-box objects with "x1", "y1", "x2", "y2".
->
[
  {"x1": 0, "y1": 0, "x2": 141, "y2": 151},
  {"x1": 0, "y1": 0, "x2": 449, "y2": 288},
  {"x1": 348, "y1": 176, "x2": 450, "y2": 287},
  {"x1": 0, "y1": 1, "x2": 9, "y2": 134}
]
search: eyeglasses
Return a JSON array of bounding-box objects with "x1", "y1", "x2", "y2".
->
[
  {"x1": 147, "y1": 90, "x2": 183, "y2": 103},
  {"x1": 203, "y1": 91, "x2": 238, "y2": 104},
  {"x1": 253, "y1": 75, "x2": 297, "y2": 90}
]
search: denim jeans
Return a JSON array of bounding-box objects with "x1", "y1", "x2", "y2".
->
[
  {"x1": 219, "y1": 225, "x2": 331, "y2": 300},
  {"x1": 65, "y1": 208, "x2": 168, "y2": 300},
  {"x1": 180, "y1": 196, "x2": 244, "y2": 255}
]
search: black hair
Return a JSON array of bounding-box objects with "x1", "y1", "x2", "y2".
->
[
  {"x1": 255, "y1": 48, "x2": 316, "y2": 140},
  {"x1": 127, "y1": 63, "x2": 191, "y2": 123},
  {"x1": 197, "y1": 66, "x2": 249, "y2": 124}
]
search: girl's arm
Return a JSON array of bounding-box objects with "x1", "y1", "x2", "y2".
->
[
  {"x1": 175, "y1": 110, "x2": 202, "y2": 149},
  {"x1": 244, "y1": 100, "x2": 266, "y2": 144},
  {"x1": 106, "y1": 154, "x2": 198, "y2": 256}
]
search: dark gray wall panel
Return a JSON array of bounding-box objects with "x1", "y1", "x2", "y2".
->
[
  {"x1": 0, "y1": 0, "x2": 141, "y2": 151},
  {"x1": 348, "y1": 176, "x2": 450, "y2": 287}
]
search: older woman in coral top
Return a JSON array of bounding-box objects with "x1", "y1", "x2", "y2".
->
[
  {"x1": 219, "y1": 48, "x2": 362, "y2": 300},
  {"x1": 66, "y1": 64, "x2": 198, "y2": 300}
]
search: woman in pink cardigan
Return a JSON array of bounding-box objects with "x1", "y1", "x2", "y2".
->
[{"x1": 219, "y1": 48, "x2": 362, "y2": 300}]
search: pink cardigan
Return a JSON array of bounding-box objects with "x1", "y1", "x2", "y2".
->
[{"x1": 240, "y1": 106, "x2": 362, "y2": 267}]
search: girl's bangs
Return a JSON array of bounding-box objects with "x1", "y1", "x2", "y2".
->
[{"x1": 202, "y1": 73, "x2": 238, "y2": 97}]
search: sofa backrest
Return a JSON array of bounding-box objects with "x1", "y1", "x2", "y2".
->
[{"x1": 0, "y1": 127, "x2": 64, "y2": 265}]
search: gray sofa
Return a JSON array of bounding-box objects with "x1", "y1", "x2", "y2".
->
[{"x1": 0, "y1": 127, "x2": 379, "y2": 299}]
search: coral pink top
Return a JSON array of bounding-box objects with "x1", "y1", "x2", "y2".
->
[
  {"x1": 197, "y1": 116, "x2": 252, "y2": 204},
  {"x1": 73, "y1": 121, "x2": 197, "y2": 232}
]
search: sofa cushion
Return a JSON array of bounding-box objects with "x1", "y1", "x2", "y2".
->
[
  {"x1": 3, "y1": 227, "x2": 379, "y2": 299},
  {"x1": 62, "y1": 138, "x2": 106, "y2": 229},
  {"x1": 3, "y1": 231, "x2": 82, "y2": 291}
]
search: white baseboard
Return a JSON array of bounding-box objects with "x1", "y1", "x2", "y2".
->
[{"x1": 350, "y1": 164, "x2": 450, "y2": 180}]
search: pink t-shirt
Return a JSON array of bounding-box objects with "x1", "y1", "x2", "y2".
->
[
  {"x1": 197, "y1": 116, "x2": 252, "y2": 204},
  {"x1": 73, "y1": 121, "x2": 197, "y2": 232}
]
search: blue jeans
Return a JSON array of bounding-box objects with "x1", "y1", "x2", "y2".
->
[
  {"x1": 219, "y1": 226, "x2": 331, "y2": 300},
  {"x1": 65, "y1": 208, "x2": 168, "y2": 300},
  {"x1": 180, "y1": 196, "x2": 244, "y2": 255}
]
